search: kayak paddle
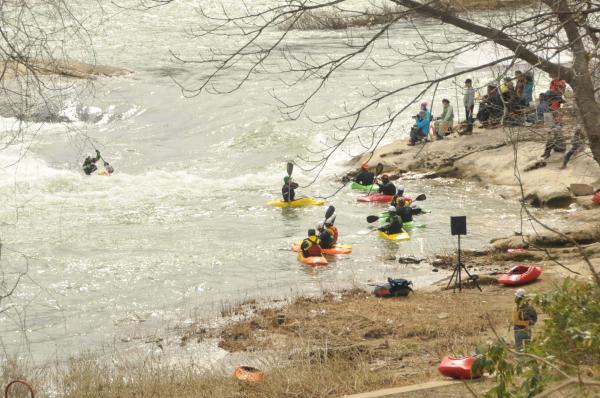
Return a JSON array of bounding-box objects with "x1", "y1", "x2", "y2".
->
[
  {"x1": 366, "y1": 163, "x2": 384, "y2": 196},
  {"x1": 323, "y1": 205, "x2": 335, "y2": 224}
]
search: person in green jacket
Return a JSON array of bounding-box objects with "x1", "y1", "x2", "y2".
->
[{"x1": 82, "y1": 150, "x2": 101, "y2": 175}]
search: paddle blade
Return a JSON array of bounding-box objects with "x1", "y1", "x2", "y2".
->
[
  {"x1": 375, "y1": 163, "x2": 384, "y2": 176},
  {"x1": 324, "y1": 205, "x2": 335, "y2": 220},
  {"x1": 329, "y1": 215, "x2": 336, "y2": 225},
  {"x1": 414, "y1": 194, "x2": 427, "y2": 201},
  {"x1": 287, "y1": 162, "x2": 294, "y2": 176},
  {"x1": 366, "y1": 215, "x2": 379, "y2": 223}
]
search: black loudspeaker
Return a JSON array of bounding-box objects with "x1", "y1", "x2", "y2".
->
[{"x1": 450, "y1": 216, "x2": 467, "y2": 236}]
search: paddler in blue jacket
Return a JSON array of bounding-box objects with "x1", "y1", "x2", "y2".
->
[
  {"x1": 301, "y1": 229, "x2": 322, "y2": 257},
  {"x1": 282, "y1": 176, "x2": 299, "y2": 202},
  {"x1": 379, "y1": 207, "x2": 403, "y2": 234},
  {"x1": 376, "y1": 174, "x2": 397, "y2": 195}
]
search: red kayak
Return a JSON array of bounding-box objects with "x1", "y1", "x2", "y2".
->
[
  {"x1": 438, "y1": 356, "x2": 481, "y2": 379},
  {"x1": 497, "y1": 264, "x2": 542, "y2": 285},
  {"x1": 593, "y1": 192, "x2": 600, "y2": 205},
  {"x1": 356, "y1": 193, "x2": 394, "y2": 203}
]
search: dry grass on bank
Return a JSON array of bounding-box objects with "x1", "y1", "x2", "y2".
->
[{"x1": 4, "y1": 277, "x2": 560, "y2": 397}]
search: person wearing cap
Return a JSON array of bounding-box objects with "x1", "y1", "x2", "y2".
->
[
  {"x1": 378, "y1": 206, "x2": 403, "y2": 234},
  {"x1": 512, "y1": 288, "x2": 538, "y2": 351},
  {"x1": 316, "y1": 222, "x2": 334, "y2": 249},
  {"x1": 376, "y1": 174, "x2": 397, "y2": 196},
  {"x1": 281, "y1": 176, "x2": 299, "y2": 202},
  {"x1": 82, "y1": 149, "x2": 102, "y2": 175},
  {"x1": 300, "y1": 229, "x2": 322, "y2": 257},
  {"x1": 354, "y1": 162, "x2": 375, "y2": 186}
]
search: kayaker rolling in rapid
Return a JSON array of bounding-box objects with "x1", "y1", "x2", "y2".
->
[
  {"x1": 282, "y1": 176, "x2": 299, "y2": 202},
  {"x1": 376, "y1": 174, "x2": 397, "y2": 195},
  {"x1": 301, "y1": 229, "x2": 322, "y2": 257},
  {"x1": 379, "y1": 206, "x2": 403, "y2": 234},
  {"x1": 354, "y1": 162, "x2": 375, "y2": 186},
  {"x1": 82, "y1": 150, "x2": 102, "y2": 175}
]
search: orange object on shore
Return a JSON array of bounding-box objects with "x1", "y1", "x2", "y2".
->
[
  {"x1": 593, "y1": 192, "x2": 600, "y2": 205},
  {"x1": 234, "y1": 366, "x2": 264, "y2": 383},
  {"x1": 438, "y1": 356, "x2": 481, "y2": 379}
]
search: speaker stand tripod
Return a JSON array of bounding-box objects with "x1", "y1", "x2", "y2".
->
[{"x1": 446, "y1": 235, "x2": 482, "y2": 292}]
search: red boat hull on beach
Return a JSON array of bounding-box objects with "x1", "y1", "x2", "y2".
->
[
  {"x1": 497, "y1": 265, "x2": 542, "y2": 285},
  {"x1": 438, "y1": 356, "x2": 481, "y2": 379}
]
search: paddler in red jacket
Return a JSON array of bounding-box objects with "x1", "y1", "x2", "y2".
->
[{"x1": 301, "y1": 229, "x2": 322, "y2": 257}]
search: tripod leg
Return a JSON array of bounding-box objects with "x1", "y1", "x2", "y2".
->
[{"x1": 446, "y1": 264, "x2": 458, "y2": 290}]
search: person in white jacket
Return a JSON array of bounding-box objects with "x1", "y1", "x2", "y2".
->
[{"x1": 433, "y1": 99, "x2": 454, "y2": 139}]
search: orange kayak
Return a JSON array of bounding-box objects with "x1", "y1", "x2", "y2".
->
[
  {"x1": 291, "y1": 241, "x2": 352, "y2": 255},
  {"x1": 297, "y1": 252, "x2": 328, "y2": 266}
]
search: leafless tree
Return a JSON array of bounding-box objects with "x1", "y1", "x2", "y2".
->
[{"x1": 145, "y1": 0, "x2": 599, "y2": 176}]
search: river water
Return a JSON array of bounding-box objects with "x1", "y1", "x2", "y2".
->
[{"x1": 0, "y1": 1, "x2": 557, "y2": 364}]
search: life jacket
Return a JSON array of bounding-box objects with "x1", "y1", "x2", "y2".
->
[
  {"x1": 327, "y1": 226, "x2": 338, "y2": 243},
  {"x1": 512, "y1": 304, "x2": 534, "y2": 329},
  {"x1": 302, "y1": 236, "x2": 322, "y2": 257}
]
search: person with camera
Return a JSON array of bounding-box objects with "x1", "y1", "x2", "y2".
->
[{"x1": 408, "y1": 110, "x2": 430, "y2": 146}]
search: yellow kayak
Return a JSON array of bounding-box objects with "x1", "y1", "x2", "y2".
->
[
  {"x1": 268, "y1": 197, "x2": 325, "y2": 207},
  {"x1": 378, "y1": 230, "x2": 410, "y2": 241}
]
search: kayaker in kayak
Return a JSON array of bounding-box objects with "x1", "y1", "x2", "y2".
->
[
  {"x1": 379, "y1": 207, "x2": 403, "y2": 234},
  {"x1": 512, "y1": 289, "x2": 538, "y2": 352},
  {"x1": 395, "y1": 200, "x2": 413, "y2": 223},
  {"x1": 316, "y1": 223, "x2": 335, "y2": 249},
  {"x1": 103, "y1": 161, "x2": 114, "y2": 175},
  {"x1": 301, "y1": 229, "x2": 322, "y2": 257},
  {"x1": 354, "y1": 162, "x2": 375, "y2": 186},
  {"x1": 376, "y1": 174, "x2": 397, "y2": 195},
  {"x1": 325, "y1": 219, "x2": 338, "y2": 244},
  {"x1": 282, "y1": 176, "x2": 299, "y2": 202},
  {"x1": 82, "y1": 150, "x2": 102, "y2": 175}
]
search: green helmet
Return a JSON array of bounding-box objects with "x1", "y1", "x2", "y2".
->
[{"x1": 284, "y1": 176, "x2": 290, "y2": 183}]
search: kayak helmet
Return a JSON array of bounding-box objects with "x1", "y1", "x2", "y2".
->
[
  {"x1": 515, "y1": 288, "x2": 526, "y2": 298},
  {"x1": 381, "y1": 174, "x2": 389, "y2": 182},
  {"x1": 420, "y1": 100, "x2": 428, "y2": 109},
  {"x1": 284, "y1": 176, "x2": 290, "y2": 183},
  {"x1": 361, "y1": 162, "x2": 369, "y2": 169},
  {"x1": 308, "y1": 228, "x2": 317, "y2": 237}
]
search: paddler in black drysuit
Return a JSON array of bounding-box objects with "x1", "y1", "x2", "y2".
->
[
  {"x1": 82, "y1": 150, "x2": 102, "y2": 175},
  {"x1": 301, "y1": 229, "x2": 322, "y2": 257},
  {"x1": 282, "y1": 176, "x2": 299, "y2": 202},
  {"x1": 394, "y1": 199, "x2": 414, "y2": 223},
  {"x1": 379, "y1": 207, "x2": 403, "y2": 234},
  {"x1": 316, "y1": 223, "x2": 334, "y2": 249},
  {"x1": 354, "y1": 162, "x2": 375, "y2": 186},
  {"x1": 376, "y1": 174, "x2": 397, "y2": 195}
]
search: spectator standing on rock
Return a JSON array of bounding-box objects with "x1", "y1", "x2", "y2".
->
[
  {"x1": 560, "y1": 126, "x2": 586, "y2": 169},
  {"x1": 433, "y1": 99, "x2": 454, "y2": 140},
  {"x1": 542, "y1": 113, "x2": 566, "y2": 160},
  {"x1": 547, "y1": 74, "x2": 566, "y2": 113},
  {"x1": 512, "y1": 289, "x2": 537, "y2": 352},
  {"x1": 462, "y1": 79, "x2": 475, "y2": 134}
]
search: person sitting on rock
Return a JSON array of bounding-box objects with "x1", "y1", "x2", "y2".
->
[
  {"x1": 354, "y1": 162, "x2": 375, "y2": 186},
  {"x1": 476, "y1": 85, "x2": 503, "y2": 128},
  {"x1": 433, "y1": 99, "x2": 454, "y2": 139},
  {"x1": 409, "y1": 110, "x2": 430, "y2": 145},
  {"x1": 377, "y1": 174, "x2": 397, "y2": 195}
]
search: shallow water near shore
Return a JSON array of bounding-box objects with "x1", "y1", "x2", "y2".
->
[{"x1": 0, "y1": 2, "x2": 569, "y2": 363}]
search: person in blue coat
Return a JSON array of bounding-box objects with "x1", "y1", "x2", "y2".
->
[{"x1": 409, "y1": 110, "x2": 430, "y2": 145}]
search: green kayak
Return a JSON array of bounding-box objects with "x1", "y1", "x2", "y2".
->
[
  {"x1": 351, "y1": 182, "x2": 377, "y2": 192},
  {"x1": 378, "y1": 214, "x2": 426, "y2": 229}
]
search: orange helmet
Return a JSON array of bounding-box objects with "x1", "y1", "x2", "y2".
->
[{"x1": 361, "y1": 162, "x2": 369, "y2": 169}]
